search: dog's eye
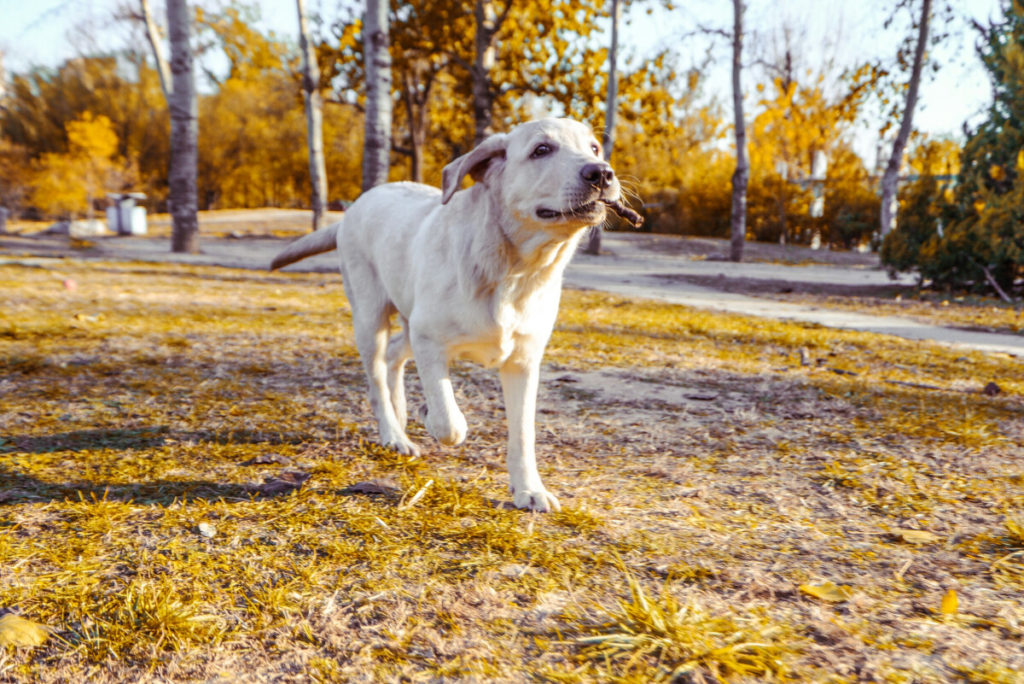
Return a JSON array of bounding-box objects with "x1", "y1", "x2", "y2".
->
[
  {"x1": 530, "y1": 143, "x2": 553, "y2": 159},
  {"x1": 591, "y1": 143, "x2": 601, "y2": 156}
]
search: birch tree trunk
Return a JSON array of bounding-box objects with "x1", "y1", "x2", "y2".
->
[
  {"x1": 167, "y1": 0, "x2": 199, "y2": 253},
  {"x1": 583, "y1": 0, "x2": 621, "y2": 256},
  {"x1": 729, "y1": 0, "x2": 749, "y2": 263},
  {"x1": 141, "y1": 0, "x2": 171, "y2": 99},
  {"x1": 362, "y1": 0, "x2": 392, "y2": 192},
  {"x1": 402, "y1": 69, "x2": 429, "y2": 183},
  {"x1": 879, "y1": 0, "x2": 932, "y2": 238},
  {"x1": 297, "y1": 0, "x2": 328, "y2": 230}
]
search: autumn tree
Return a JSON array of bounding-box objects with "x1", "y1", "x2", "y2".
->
[
  {"x1": 883, "y1": 0, "x2": 1024, "y2": 298},
  {"x1": 0, "y1": 140, "x2": 31, "y2": 215},
  {"x1": 1, "y1": 55, "x2": 167, "y2": 214},
  {"x1": 327, "y1": 0, "x2": 620, "y2": 187},
  {"x1": 880, "y1": 135, "x2": 959, "y2": 276},
  {"x1": 30, "y1": 112, "x2": 125, "y2": 219},
  {"x1": 195, "y1": 6, "x2": 363, "y2": 208},
  {"x1": 747, "y1": 69, "x2": 869, "y2": 245},
  {"x1": 612, "y1": 62, "x2": 731, "y2": 237}
]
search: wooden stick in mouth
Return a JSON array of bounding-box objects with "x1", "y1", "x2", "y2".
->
[{"x1": 601, "y1": 199, "x2": 644, "y2": 228}]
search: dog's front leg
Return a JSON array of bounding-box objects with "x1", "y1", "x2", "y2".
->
[
  {"x1": 411, "y1": 335, "x2": 468, "y2": 446},
  {"x1": 500, "y1": 358, "x2": 560, "y2": 512}
]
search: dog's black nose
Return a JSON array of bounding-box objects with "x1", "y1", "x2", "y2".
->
[{"x1": 581, "y1": 162, "x2": 615, "y2": 189}]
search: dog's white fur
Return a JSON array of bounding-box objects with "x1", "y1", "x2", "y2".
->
[{"x1": 270, "y1": 118, "x2": 623, "y2": 511}]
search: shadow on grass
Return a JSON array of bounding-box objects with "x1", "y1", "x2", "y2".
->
[
  {"x1": 0, "y1": 427, "x2": 324, "y2": 506},
  {"x1": 0, "y1": 467, "x2": 264, "y2": 506},
  {"x1": 3, "y1": 426, "x2": 315, "y2": 455}
]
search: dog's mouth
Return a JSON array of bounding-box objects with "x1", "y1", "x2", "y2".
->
[{"x1": 535, "y1": 201, "x2": 603, "y2": 222}]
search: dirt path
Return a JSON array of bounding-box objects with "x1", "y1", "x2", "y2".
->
[
  {"x1": 568, "y1": 239, "x2": 1024, "y2": 358},
  {"x1": 2, "y1": 229, "x2": 1022, "y2": 358}
]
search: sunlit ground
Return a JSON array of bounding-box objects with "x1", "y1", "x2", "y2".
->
[{"x1": 1, "y1": 260, "x2": 1022, "y2": 681}]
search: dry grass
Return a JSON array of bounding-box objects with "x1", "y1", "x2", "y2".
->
[{"x1": 1, "y1": 259, "x2": 1022, "y2": 681}]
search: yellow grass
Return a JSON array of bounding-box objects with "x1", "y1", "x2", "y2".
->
[{"x1": 1, "y1": 260, "x2": 1022, "y2": 681}]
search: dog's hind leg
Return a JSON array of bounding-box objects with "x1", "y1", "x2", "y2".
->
[
  {"x1": 353, "y1": 307, "x2": 420, "y2": 457},
  {"x1": 386, "y1": 322, "x2": 413, "y2": 432}
]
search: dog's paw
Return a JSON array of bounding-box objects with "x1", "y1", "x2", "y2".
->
[
  {"x1": 383, "y1": 436, "x2": 421, "y2": 457},
  {"x1": 420, "y1": 405, "x2": 468, "y2": 446},
  {"x1": 512, "y1": 487, "x2": 561, "y2": 513}
]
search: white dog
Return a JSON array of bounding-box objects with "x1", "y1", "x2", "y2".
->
[{"x1": 270, "y1": 118, "x2": 631, "y2": 511}]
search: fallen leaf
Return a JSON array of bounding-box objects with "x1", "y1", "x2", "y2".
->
[
  {"x1": 342, "y1": 479, "x2": 401, "y2": 496},
  {"x1": 197, "y1": 522, "x2": 217, "y2": 538},
  {"x1": 252, "y1": 470, "x2": 312, "y2": 496},
  {"x1": 0, "y1": 614, "x2": 49, "y2": 647},
  {"x1": 892, "y1": 529, "x2": 941, "y2": 545},
  {"x1": 239, "y1": 453, "x2": 292, "y2": 466},
  {"x1": 940, "y1": 588, "x2": 959, "y2": 615},
  {"x1": 799, "y1": 581, "x2": 853, "y2": 603}
]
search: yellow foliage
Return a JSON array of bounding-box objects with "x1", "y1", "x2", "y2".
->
[
  {"x1": 30, "y1": 111, "x2": 125, "y2": 219},
  {"x1": 908, "y1": 135, "x2": 961, "y2": 177},
  {"x1": 29, "y1": 153, "x2": 89, "y2": 218},
  {"x1": 66, "y1": 112, "x2": 119, "y2": 161}
]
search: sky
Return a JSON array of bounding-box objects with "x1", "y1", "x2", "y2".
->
[{"x1": 0, "y1": 0, "x2": 1007, "y2": 166}]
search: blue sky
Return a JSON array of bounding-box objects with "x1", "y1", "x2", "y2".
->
[{"x1": 0, "y1": 0, "x2": 1005, "y2": 165}]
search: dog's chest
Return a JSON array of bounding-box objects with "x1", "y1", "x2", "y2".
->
[{"x1": 453, "y1": 277, "x2": 559, "y2": 367}]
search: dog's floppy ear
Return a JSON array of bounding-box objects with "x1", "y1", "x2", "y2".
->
[{"x1": 441, "y1": 133, "x2": 508, "y2": 205}]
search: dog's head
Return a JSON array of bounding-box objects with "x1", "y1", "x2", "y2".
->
[{"x1": 441, "y1": 118, "x2": 622, "y2": 230}]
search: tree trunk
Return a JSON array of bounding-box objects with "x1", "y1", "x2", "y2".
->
[
  {"x1": 141, "y1": 0, "x2": 172, "y2": 99},
  {"x1": 167, "y1": 0, "x2": 199, "y2": 253},
  {"x1": 729, "y1": 0, "x2": 749, "y2": 263},
  {"x1": 362, "y1": 0, "x2": 392, "y2": 192},
  {"x1": 402, "y1": 70, "x2": 428, "y2": 184},
  {"x1": 297, "y1": 0, "x2": 328, "y2": 230},
  {"x1": 584, "y1": 0, "x2": 621, "y2": 256},
  {"x1": 472, "y1": 0, "x2": 498, "y2": 145},
  {"x1": 880, "y1": 0, "x2": 932, "y2": 238}
]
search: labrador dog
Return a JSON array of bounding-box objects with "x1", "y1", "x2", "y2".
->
[{"x1": 270, "y1": 118, "x2": 629, "y2": 511}]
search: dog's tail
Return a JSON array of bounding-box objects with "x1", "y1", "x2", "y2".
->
[{"x1": 269, "y1": 221, "x2": 341, "y2": 271}]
